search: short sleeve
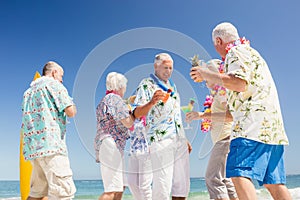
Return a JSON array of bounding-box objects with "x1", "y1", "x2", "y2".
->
[
  {"x1": 226, "y1": 45, "x2": 252, "y2": 84},
  {"x1": 46, "y1": 81, "x2": 74, "y2": 113},
  {"x1": 106, "y1": 94, "x2": 130, "y2": 121},
  {"x1": 132, "y1": 79, "x2": 153, "y2": 109}
]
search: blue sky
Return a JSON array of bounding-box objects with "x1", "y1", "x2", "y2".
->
[{"x1": 1, "y1": 1, "x2": 300, "y2": 180}]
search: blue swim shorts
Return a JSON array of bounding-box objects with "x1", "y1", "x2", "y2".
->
[{"x1": 226, "y1": 138, "x2": 286, "y2": 186}]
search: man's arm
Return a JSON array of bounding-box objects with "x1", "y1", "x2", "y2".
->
[
  {"x1": 133, "y1": 90, "x2": 165, "y2": 119},
  {"x1": 190, "y1": 67, "x2": 247, "y2": 92},
  {"x1": 64, "y1": 105, "x2": 77, "y2": 118}
]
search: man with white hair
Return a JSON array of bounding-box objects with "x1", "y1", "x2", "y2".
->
[
  {"x1": 22, "y1": 61, "x2": 77, "y2": 200},
  {"x1": 133, "y1": 53, "x2": 191, "y2": 200},
  {"x1": 190, "y1": 22, "x2": 291, "y2": 200}
]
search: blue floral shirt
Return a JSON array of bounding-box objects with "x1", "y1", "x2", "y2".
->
[
  {"x1": 129, "y1": 117, "x2": 149, "y2": 155},
  {"x1": 21, "y1": 77, "x2": 74, "y2": 160},
  {"x1": 133, "y1": 74, "x2": 185, "y2": 144}
]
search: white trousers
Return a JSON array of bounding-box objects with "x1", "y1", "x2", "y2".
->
[
  {"x1": 150, "y1": 136, "x2": 190, "y2": 200},
  {"x1": 127, "y1": 154, "x2": 152, "y2": 200}
]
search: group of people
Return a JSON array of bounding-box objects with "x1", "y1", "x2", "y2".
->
[
  {"x1": 21, "y1": 22, "x2": 291, "y2": 200},
  {"x1": 95, "y1": 53, "x2": 191, "y2": 200}
]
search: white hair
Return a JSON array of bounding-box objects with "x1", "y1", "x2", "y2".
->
[
  {"x1": 212, "y1": 22, "x2": 240, "y2": 44},
  {"x1": 154, "y1": 53, "x2": 173, "y2": 66},
  {"x1": 106, "y1": 72, "x2": 127, "y2": 91},
  {"x1": 207, "y1": 59, "x2": 222, "y2": 73}
]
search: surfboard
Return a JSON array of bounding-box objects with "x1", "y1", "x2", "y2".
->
[{"x1": 20, "y1": 71, "x2": 41, "y2": 200}]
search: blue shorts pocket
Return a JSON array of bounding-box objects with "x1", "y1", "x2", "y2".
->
[{"x1": 228, "y1": 139, "x2": 256, "y2": 168}]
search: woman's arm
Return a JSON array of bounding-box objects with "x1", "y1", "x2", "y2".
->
[{"x1": 120, "y1": 114, "x2": 135, "y2": 128}]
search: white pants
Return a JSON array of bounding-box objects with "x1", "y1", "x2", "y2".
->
[
  {"x1": 127, "y1": 154, "x2": 152, "y2": 200},
  {"x1": 150, "y1": 136, "x2": 190, "y2": 200},
  {"x1": 99, "y1": 137, "x2": 125, "y2": 192}
]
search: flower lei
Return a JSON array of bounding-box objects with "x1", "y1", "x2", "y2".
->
[
  {"x1": 200, "y1": 62, "x2": 226, "y2": 133},
  {"x1": 201, "y1": 61, "x2": 226, "y2": 132},
  {"x1": 201, "y1": 95, "x2": 213, "y2": 132},
  {"x1": 225, "y1": 37, "x2": 250, "y2": 54},
  {"x1": 200, "y1": 37, "x2": 250, "y2": 132}
]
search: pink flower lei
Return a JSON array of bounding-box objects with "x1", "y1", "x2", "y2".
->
[
  {"x1": 200, "y1": 61, "x2": 224, "y2": 133},
  {"x1": 201, "y1": 95, "x2": 213, "y2": 132},
  {"x1": 201, "y1": 64, "x2": 225, "y2": 133},
  {"x1": 225, "y1": 37, "x2": 250, "y2": 54},
  {"x1": 201, "y1": 72, "x2": 226, "y2": 133}
]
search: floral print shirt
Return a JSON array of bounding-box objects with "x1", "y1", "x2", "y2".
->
[
  {"x1": 21, "y1": 77, "x2": 74, "y2": 160},
  {"x1": 225, "y1": 42, "x2": 289, "y2": 145},
  {"x1": 210, "y1": 84, "x2": 233, "y2": 144},
  {"x1": 94, "y1": 93, "x2": 130, "y2": 162},
  {"x1": 129, "y1": 116, "x2": 149, "y2": 155},
  {"x1": 133, "y1": 74, "x2": 185, "y2": 144}
]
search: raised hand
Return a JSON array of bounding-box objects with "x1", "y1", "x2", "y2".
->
[
  {"x1": 190, "y1": 67, "x2": 204, "y2": 83},
  {"x1": 186, "y1": 111, "x2": 204, "y2": 123},
  {"x1": 150, "y1": 90, "x2": 166, "y2": 105}
]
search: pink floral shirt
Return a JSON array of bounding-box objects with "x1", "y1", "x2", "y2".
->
[{"x1": 94, "y1": 93, "x2": 130, "y2": 162}]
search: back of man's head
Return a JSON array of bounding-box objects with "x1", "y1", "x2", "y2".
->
[
  {"x1": 42, "y1": 61, "x2": 62, "y2": 76},
  {"x1": 212, "y1": 22, "x2": 240, "y2": 44}
]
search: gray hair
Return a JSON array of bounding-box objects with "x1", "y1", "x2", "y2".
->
[
  {"x1": 212, "y1": 22, "x2": 240, "y2": 44},
  {"x1": 106, "y1": 72, "x2": 127, "y2": 91},
  {"x1": 154, "y1": 53, "x2": 173, "y2": 66},
  {"x1": 42, "y1": 61, "x2": 63, "y2": 75}
]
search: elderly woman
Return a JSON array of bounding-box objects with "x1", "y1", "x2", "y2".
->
[{"x1": 94, "y1": 72, "x2": 135, "y2": 200}]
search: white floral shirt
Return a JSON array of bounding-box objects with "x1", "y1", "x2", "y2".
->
[
  {"x1": 129, "y1": 117, "x2": 149, "y2": 155},
  {"x1": 133, "y1": 74, "x2": 185, "y2": 144},
  {"x1": 225, "y1": 42, "x2": 289, "y2": 145}
]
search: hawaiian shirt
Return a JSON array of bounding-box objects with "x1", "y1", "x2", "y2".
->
[
  {"x1": 94, "y1": 93, "x2": 130, "y2": 162},
  {"x1": 225, "y1": 41, "x2": 289, "y2": 145},
  {"x1": 21, "y1": 76, "x2": 74, "y2": 160},
  {"x1": 133, "y1": 74, "x2": 185, "y2": 144},
  {"x1": 210, "y1": 84, "x2": 233, "y2": 144},
  {"x1": 129, "y1": 116, "x2": 149, "y2": 155},
  {"x1": 207, "y1": 59, "x2": 232, "y2": 144}
]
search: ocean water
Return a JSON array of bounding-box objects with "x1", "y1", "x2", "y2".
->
[{"x1": 1, "y1": 175, "x2": 300, "y2": 199}]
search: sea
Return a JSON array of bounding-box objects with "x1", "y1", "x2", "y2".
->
[{"x1": 1, "y1": 175, "x2": 300, "y2": 199}]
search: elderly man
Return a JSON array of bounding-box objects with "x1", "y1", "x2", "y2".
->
[
  {"x1": 22, "y1": 61, "x2": 77, "y2": 200},
  {"x1": 190, "y1": 22, "x2": 291, "y2": 200},
  {"x1": 133, "y1": 53, "x2": 191, "y2": 200}
]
